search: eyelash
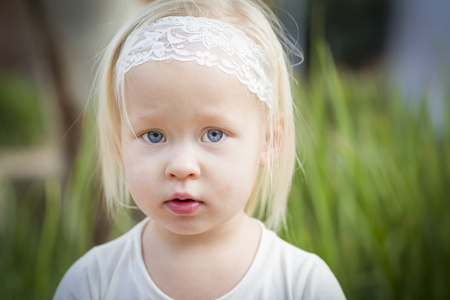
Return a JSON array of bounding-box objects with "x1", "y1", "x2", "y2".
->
[
  {"x1": 140, "y1": 129, "x2": 227, "y2": 144},
  {"x1": 142, "y1": 131, "x2": 166, "y2": 143},
  {"x1": 201, "y1": 129, "x2": 227, "y2": 143}
]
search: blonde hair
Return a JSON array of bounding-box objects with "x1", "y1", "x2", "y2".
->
[{"x1": 97, "y1": 0, "x2": 301, "y2": 231}]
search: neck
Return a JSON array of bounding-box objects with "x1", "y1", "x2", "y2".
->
[{"x1": 140, "y1": 213, "x2": 262, "y2": 300}]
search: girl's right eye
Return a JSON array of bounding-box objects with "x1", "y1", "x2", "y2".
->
[{"x1": 142, "y1": 131, "x2": 166, "y2": 143}]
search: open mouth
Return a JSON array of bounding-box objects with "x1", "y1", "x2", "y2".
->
[
  {"x1": 172, "y1": 198, "x2": 196, "y2": 202},
  {"x1": 165, "y1": 198, "x2": 202, "y2": 215}
]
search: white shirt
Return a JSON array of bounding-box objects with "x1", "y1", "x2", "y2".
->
[{"x1": 54, "y1": 218, "x2": 345, "y2": 299}]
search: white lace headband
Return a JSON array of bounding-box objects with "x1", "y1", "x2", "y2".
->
[{"x1": 115, "y1": 16, "x2": 273, "y2": 108}]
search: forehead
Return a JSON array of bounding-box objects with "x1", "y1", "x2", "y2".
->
[{"x1": 123, "y1": 60, "x2": 265, "y2": 117}]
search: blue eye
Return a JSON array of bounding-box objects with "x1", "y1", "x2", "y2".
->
[
  {"x1": 143, "y1": 131, "x2": 166, "y2": 143},
  {"x1": 201, "y1": 129, "x2": 225, "y2": 143}
]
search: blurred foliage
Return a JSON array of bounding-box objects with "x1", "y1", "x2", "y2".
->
[
  {"x1": 0, "y1": 42, "x2": 449, "y2": 299},
  {"x1": 0, "y1": 112, "x2": 135, "y2": 299},
  {"x1": 0, "y1": 71, "x2": 47, "y2": 147},
  {"x1": 322, "y1": 0, "x2": 389, "y2": 67},
  {"x1": 300, "y1": 0, "x2": 389, "y2": 69},
  {"x1": 282, "y1": 41, "x2": 450, "y2": 299}
]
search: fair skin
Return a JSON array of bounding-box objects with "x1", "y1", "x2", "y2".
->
[{"x1": 121, "y1": 61, "x2": 270, "y2": 299}]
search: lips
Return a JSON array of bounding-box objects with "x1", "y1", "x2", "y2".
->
[{"x1": 165, "y1": 194, "x2": 203, "y2": 215}]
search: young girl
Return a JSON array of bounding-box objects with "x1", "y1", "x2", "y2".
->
[{"x1": 55, "y1": 0, "x2": 345, "y2": 299}]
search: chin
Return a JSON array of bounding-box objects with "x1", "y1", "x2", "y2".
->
[{"x1": 157, "y1": 218, "x2": 212, "y2": 236}]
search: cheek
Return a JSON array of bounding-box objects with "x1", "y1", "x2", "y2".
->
[
  {"x1": 123, "y1": 162, "x2": 145, "y2": 200},
  {"x1": 209, "y1": 152, "x2": 260, "y2": 199},
  {"x1": 122, "y1": 149, "x2": 159, "y2": 197}
]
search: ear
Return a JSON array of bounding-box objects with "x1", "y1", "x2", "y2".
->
[{"x1": 259, "y1": 115, "x2": 284, "y2": 167}]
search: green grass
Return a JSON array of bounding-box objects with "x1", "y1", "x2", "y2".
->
[
  {"x1": 0, "y1": 114, "x2": 137, "y2": 299},
  {"x1": 282, "y1": 42, "x2": 450, "y2": 299},
  {"x1": 0, "y1": 71, "x2": 47, "y2": 147},
  {"x1": 0, "y1": 42, "x2": 449, "y2": 299}
]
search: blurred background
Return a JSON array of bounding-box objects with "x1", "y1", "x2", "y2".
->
[{"x1": 0, "y1": 0, "x2": 449, "y2": 299}]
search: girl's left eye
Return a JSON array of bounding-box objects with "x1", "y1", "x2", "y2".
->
[{"x1": 201, "y1": 129, "x2": 226, "y2": 143}]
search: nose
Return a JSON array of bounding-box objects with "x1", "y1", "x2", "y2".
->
[{"x1": 165, "y1": 147, "x2": 201, "y2": 180}]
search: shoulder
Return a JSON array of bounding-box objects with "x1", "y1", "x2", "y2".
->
[
  {"x1": 256, "y1": 228, "x2": 346, "y2": 299},
  {"x1": 54, "y1": 219, "x2": 148, "y2": 300},
  {"x1": 261, "y1": 229, "x2": 320, "y2": 275}
]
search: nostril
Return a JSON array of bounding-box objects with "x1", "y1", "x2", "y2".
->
[
  {"x1": 169, "y1": 172, "x2": 196, "y2": 179},
  {"x1": 166, "y1": 169, "x2": 200, "y2": 180},
  {"x1": 165, "y1": 155, "x2": 201, "y2": 179}
]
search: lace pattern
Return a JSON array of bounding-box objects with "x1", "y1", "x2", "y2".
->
[{"x1": 116, "y1": 16, "x2": 273, "y2": 107}]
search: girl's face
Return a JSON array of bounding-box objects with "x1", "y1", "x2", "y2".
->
[{"x1": 121, "y1": 61, "x2": 267, "y2": 236}]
